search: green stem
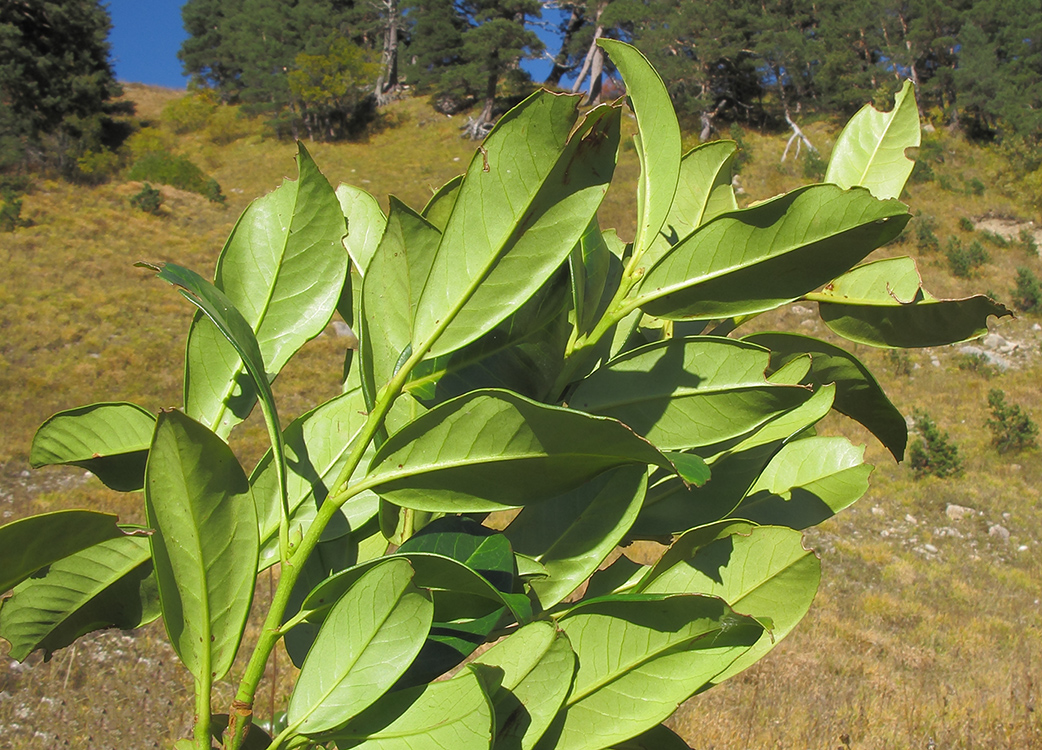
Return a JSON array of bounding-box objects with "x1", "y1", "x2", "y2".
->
[
  {"x1": 257, "y1": 395, "x2": 291, "y2": 565},
  {"x1": 195, "y1": 672, "x2": 213, "y2": 750}
]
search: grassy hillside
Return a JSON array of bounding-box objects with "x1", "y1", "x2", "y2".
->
[{"x1": 1, "y1": 87, "x2": 1040, "y2": 749}]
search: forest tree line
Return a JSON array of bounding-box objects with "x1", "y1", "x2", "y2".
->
[{"x1": 2, "y1": 0, "x2": 1041, "y2": 168}]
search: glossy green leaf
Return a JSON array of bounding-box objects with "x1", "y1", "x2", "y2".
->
[
  {"x1": 811, "y1": 256, "x2": 1013, "y2": 347},
  {"x1": 599, "y1": 40, "x2": 681, "y2": 257},
  {"x1": 326, "y1": 665, "x2": 495, "y2": 749},
  {"x1": 252, "y1": 387, "x2": 375, "y2": 569},
  {"x1": 544, "y1": 594, "x2": 762, "y2": 750},
  {"x1": 472, "y1": 621, "x2": 577, "y2": 750},
  {"x1": 145, "y1": 409, "x2": 258, "y2": 681},
  {"x1": 286, "y1": 558, "x2": 434, "y2": 737},
  {"x1": 644, "y1": 141, "x2": 738, "y2": 269},
  {"x1": 360, "y1": 197, "x2": 442, "y2": 400},
  {"x1": 611, "y1": 724, "x2": 691, "y2": 750},
  {"x1": 413, "y1": 94, "x2": 620, "y2": 358},
  {"x1": 570, "y1": 337, "x2": 813, "y2": 451},
  {"x1": 584, "y1": 554, "x2": 649, "y2": 600},
  {"x1": 0, "y1": 535, "x2": 159, "y2": 661},
  {"x1": 183, "y1": 144, "x2": 347, "y2": 436},
  {"x1": 825, "y1": 80, "x2": 920, "y2": 200},
  {"x1": 337, "y1": 183, "x2": 387, "y2": 274},
  {"x1": 30, "y1": 402, "x2": 155, "y2": 491},
  {"x1": 363, "y1": 389, "x2": 674, "y2": 512},
  {"x1": 639, "y1": 523, "x2": 820, "y2": 685},
  {"x1": 0, "y1": 510, "x2": 123, "y2": 595},
  {"x1": 420, "y1": 174, "x2": 464, "y2": 231},
  {"x1": 745, "y1": 331, "x2": 907, "y2": 460},
  {"x1": 504, "y1": 465, "x2": 647, "y2": 609},
  {"x1": 734, "y1": 436, "x2": 873, "y2": 529},
  {"x1": 631, "y1": 185, "x2": 910, "y2": 320}
]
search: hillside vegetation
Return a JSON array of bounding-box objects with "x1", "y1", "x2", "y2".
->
[{"x1": 1, "y1": 87, "x2": 1041, "y2": 749}]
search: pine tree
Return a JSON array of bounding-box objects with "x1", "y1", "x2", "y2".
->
[{"x1": 0, "y1": 0, "x2": 123, "y2": 170}]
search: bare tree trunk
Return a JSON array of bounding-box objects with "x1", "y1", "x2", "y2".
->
[
  {"x1": 571, "y1": 6, "x2": 604, "y2": 96},
  {"x1": 585, "y1": 43, "x2": 604, "y2": 104},
  {"x1": 544, "y1": 6, "x2": 585, "y2": 87},
  {"x1": 464, "y1": 71, "x2": 499, "y2": 139},
  {"x1": 898, "y1": 12, "x2": 926, "y2": 120},
  {"x1": 699, "y1": 98, "x2": 727, "y2": 142},
  {"x1": 374, "y1": 0, "x2": 400, "y2": 106},
  {"x1": 781, "y1": 104, "x2": 816, "y2": 162}
]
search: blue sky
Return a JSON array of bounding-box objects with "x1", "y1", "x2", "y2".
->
[{"x1": 105, "y1": 1, "x2": 562, "y2": 90}]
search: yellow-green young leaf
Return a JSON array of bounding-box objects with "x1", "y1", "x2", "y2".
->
[
  {"x1": 413, "y1": 94, "x2": 620, "y2": 358},
  {"x1": 145, "y1": 409, "x2": 258, "y2": 682},
  {"x1": 825, "y1": 80, "x2": 920, "y2": 200},
  {"x1": 0, "y1": 535, "x2": 159, "y2": 661},
  {"x1": 0, "y1": 510, "x2": 123, "y2": 595},
  {"x1": 638, "y1": 523, "x2": 820, "y2": 686},
  {"x1": 30, "y1": 402, "x2": 155, "y2": 491},
  {"x1": 810, "y1": 256, "x2": 1013, "y2": 347},
  {"x1": 544, "y1": 595, "x2": 762, "y2": 750},
  {"x1": 326, "y1": 666, "x2": 495, "y2": 749},
  {"x1": 570, "y1": 337, "x2": 813, "y2": 451},
  {"x1": 734, "y1": 436, "x2": 873, "y2": 529},
  {"x1": 504, "y1": 465, "x2": 647, "y2": 609},
  {"x1": 363, "y1": 389, "x2": 674, "y2": 513},
  {"x1": 286, "y1": 558, "x2": 433, "y2": 737},
  {"x1": 183, "y1": 143, "x2": 348, "y2": 437},
  {"x1": 631, "y1": 185, "x2": 910, "y2": 321},
  {"x1": 472, "y1": 621, "x2": 577, "y2": 750},
  {"x1": 744, "y1": 331, "x2": 907, "y2": 459},
  {"x1": 643, "y1": 141, "x2": 738, "y2": 269},
  {"x1": 598, "y1": 40, "x2": 681, "y2": 259},
  {"x1": 337, "y1": 183, "x2": 387, "y2": 274}
]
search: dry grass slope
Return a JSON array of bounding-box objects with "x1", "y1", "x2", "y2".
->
[{"x1": 1, "y1": 88, "x2": 1041, "y2": 749}]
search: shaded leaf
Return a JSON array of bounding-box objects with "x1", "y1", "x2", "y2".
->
[
  {"x1": 287, "y1": 558, "x2": 433, "y2": 737},
  {"x1": 327, "y1": 666, "x2": 495, "y2": 749},
  {"x1": 570, "y1": 337, "x2": 813, "y2": 451},
  {"x1": 638, "y1": 523, "x2": 820, "y2": 685},
  {"x1": 145, "y1": 410, "x2": 258, "y2": 681},
  {"x1": 811, "y1": 256, "x2": 1013, "y2": 347},
  {"x1": 0, "y1": 510, "x2": 123, "y2": 595},
  {"x1": 504, "y1": 465, "x2": 646, "y2": 609},
  {"x1": 734, "y1": 436, "x2": 873, "y2": 529},
  {"x1": 545, "y1": 594, "x2": 762, "y2": 750},
  {"x1": 0, "y1": 535, "x2": 158, "y2": 661},
  {"x1": 252, "y1": 387, "x2": 375, "y2": 569},
  {"x1": 30, "y1": 402, "x2": 155, "y2": 491},
  {"x1": 364, "y1": 389, "x2": 674, "y2": 513},
  {"x1": 644, "y1": 141, "x2": 738, "y2": 269},
  {"x1": 825, "y1": 80, "x2": 920, "y2": 200},
  {"x1": 472, "y1": 621, "x2": 577, "y2": 750},
  {"x1": 745, "y1": 332, "x2": 907, "y2": 460},
  {"x1": 611, "y1": 724, "x2": 691, "y2": 750},
  {"x1": 632, "y1": 185, "x2": 910, "y2": 320}
]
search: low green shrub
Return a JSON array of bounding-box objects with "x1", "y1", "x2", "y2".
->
[
  {"x1": 909, "y1": 410, "x2": 963, "y2": 478},
  {"x1": 130, "y1": 183, "x2": 164, "y2": 215},
  {"x1": 73, "y1": 149, "x2": 122, "y2": 185},
  {"x1": 1011, "y1": 267, "x2": 1042, "y2": 312},
  {"x1": 964, "y1": 177, "x2": 986, "y2": 196},
  {"x1": 127, "y1": 151, "x2": 225, "y2": 203},
  {"x1": 0, "y1": 190, "x2": 30, "y2": 232},
  {"x1": 915, "y1": 214, "x2": 940, "y2": 253},
  {"x1": 886, "y1": 349, "x2": 914, "y2": 376},
  {"x1": 953, "y1": 351, "x2": 996, "y2": 378},
  {"x1": 959, "y1": 216, "x2": 975, "y2": 231},
  {"x1": 986, "y1": 389, "x2": 1038, "y2": 453},
  {"x1": 978, "y1": 229, "x2": 1008, "y2": 247},
  {"x1": 1019, "y1": 228, "x2": 1038, "y2": 256},
  {"x1": 946, "y1": 237, "x2": 989, "y2": 277},
  {"x1": 162, "y1": 90, "x2": 218, "y2": 134}
]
